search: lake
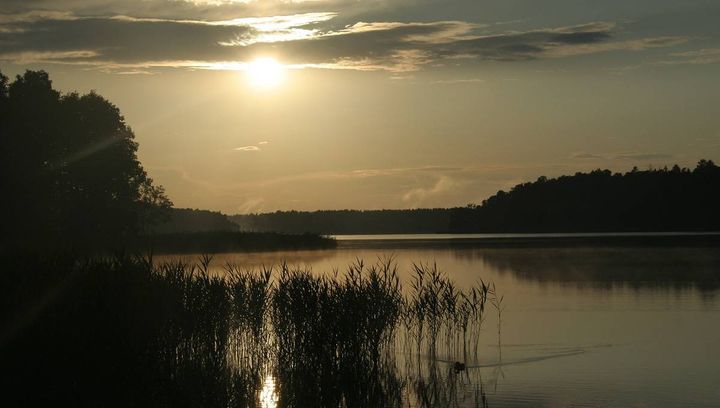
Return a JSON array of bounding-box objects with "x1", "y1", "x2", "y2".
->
[{"x1": 161, "y1": 233, "x2": 720, "y2": 407}]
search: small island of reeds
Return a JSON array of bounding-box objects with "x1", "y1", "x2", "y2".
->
[{"x1": 138, "y1": 231, "x2": 337, "y2": 253}]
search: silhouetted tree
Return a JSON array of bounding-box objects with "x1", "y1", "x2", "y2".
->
[
  {"x1": 449, "y1": 160, "x2": 720, "y2": 233},
  {"x1": 152, "y1": 208, "x2": 239, "y2": 234},
  {"x1": 0, "y1": 70, "x2": 171, "y2": 251}
]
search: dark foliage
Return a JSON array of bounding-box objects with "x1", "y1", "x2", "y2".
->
[
  {"x1": 449, "y1": 161, "x2": 720, "y2": 233},
  {"x1": 151, "y1": 207, "x2": 239, "y2": 234},
  {"x1": 0, "y1": 255, "x2": 248, "y2": 407},
  {"x1": 231, "y1": 208, "x2": 452, "y2": 234},
  {"x1": 0, "y1": 70, "x2": 171, "y2": 252}
]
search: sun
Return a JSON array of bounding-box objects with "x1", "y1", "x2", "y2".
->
[{"x1": 245, "y1": 57, "x2": 286, "y2": 89}]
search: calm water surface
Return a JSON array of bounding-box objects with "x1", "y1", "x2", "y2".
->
[{"x1": 161, "y1": 235, "x2": 720, "y2": 407}]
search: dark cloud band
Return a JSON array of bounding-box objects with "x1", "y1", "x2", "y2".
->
[{"x1": 0, "y1": 10, "x2": 689, "y2": 72}]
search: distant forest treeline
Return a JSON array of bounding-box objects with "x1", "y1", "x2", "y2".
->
[
  {"x1": 152, "y1": 208, "x2": 238, "y2": 234},
  {"x1": 231, "y1": 209, "x2": 452, "y2": 235},
  {"x1": 230, "y1": 161, "x2": 720, "y2": 234}
]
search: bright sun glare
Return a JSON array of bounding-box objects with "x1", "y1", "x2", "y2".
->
[{"x1": 245, "y1": 57, "x2": 286, "y2": 89}]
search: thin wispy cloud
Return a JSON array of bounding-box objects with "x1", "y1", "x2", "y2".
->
[
  {"x1": 432, "y1": 78, "x2": 485, "y2": 85},
  {"x1": 572, "y1": 152, "x2": 675, "y2": 161},
  {"x1": 614, "y1": 152, "x2": 674, "y2": 161},
  {"x1": 659, "y1": 48, "x2": 720, "y2": 65},
  {"x1": 236, "y1": 197, "x2": 265, "y2": 214},
  {"x1": 234, "y1": 145, "x2": 261, "y2": 151},
  {"x1": 572, "y1": 152, "x2": 605, "y2": 160},
  {"x1": 402, "y1": 176, "x2": 461, "y2": 205},
  {"x1": 234, "y1": 141, "x2": 270, "y2": 151}
]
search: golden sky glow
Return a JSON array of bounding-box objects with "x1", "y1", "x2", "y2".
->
[
  {"x1": 244, "y1": 57, "x2": 286, "y2": 89},
  {"x1": 0, "y1": 0, "x2": 718, "y2": 213}
]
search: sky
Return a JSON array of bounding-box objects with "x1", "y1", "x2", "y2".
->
[{"x1": 1, "y1": 0, "x2": 719, "y2": 213}]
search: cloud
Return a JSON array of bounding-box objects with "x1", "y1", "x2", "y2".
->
[
  {"x1": 572, "y1": 152, "x2": 605, "y2": 160},
  {"x1": 215, "y1": 12, "x2": 337, "y2": 45},
  {"x1": 0, "y1": 15, "x2": 256, "y2": 64},
  {"x1": 572, "y1": 152, "x2": 675, "y2": 161},
  {"x1": 659, "y1": 48, "x2": 720, "y2": 65},
  {"x1": 326, "y1": 20, "x2": 479, "y2": 44},
  {"x1": 0, "y1": 10, "x2": 78, "y2": 24},
  {"x1": 236, "y1": 197, "x2": 265, "y2": 214},
  {"x1": 0, "y1": 9, "x2": 691, "y2": 73},
  {"x1": 116, "y1": 69, "x2": 155, "y2": 75},
  {"x1": 234, "y1": 141, "x2": 268, "y2": 151},
  {"x1": 402, "y1": 176, "x2": 461, "y2": 205},
  {"x1": 432, "y1": 78, "x2": 485, "y2": 84},
  {"x1": 613, "y1": 152, "x2": 674, "y2": 161},
  {"x1": 271, "y1": 20, "x2": 644, "y2": 71},
  {"x1": 0, "y1": 50, "x2": 101, "y2": 64},
  {"x1": 0, "y1": 0, "x2": 379, "y2": 20},
  {"x1": 541, "y1": 36, "x2": 688, "y2": 58}
]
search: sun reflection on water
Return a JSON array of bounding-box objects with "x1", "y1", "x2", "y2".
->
[{"x1": 260, "y1": 375, "x2": 279, "y2": 408}]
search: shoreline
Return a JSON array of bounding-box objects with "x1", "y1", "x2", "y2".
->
[
  {"x1": 135, "y1": 231, "x2": 337, "y2": 254},
  {"x1": 334, "y1": 231, "x2": 720, "y2": 249}
]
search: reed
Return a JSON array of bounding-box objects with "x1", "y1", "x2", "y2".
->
[
  {"x1": 405, "y1": 261, "x2": 490, "y2": 359},
  {"x1": 1, "y1": 253, "x2": 500, "y2": 407},
  {"x1": 489, "y1": 282, "x2": 506, "y2": 359}
]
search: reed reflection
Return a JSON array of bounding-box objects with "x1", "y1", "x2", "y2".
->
[
  {"x1": 260, "y1": 375, "x2": 279, "y2": 408},
  {"x1": 213, "y1": 256, "x2": 496, "y2": 407}
]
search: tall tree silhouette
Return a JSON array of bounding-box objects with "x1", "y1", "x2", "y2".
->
[{"x1": 0, "y1": 70, "x2": 171, "y2": 251}]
